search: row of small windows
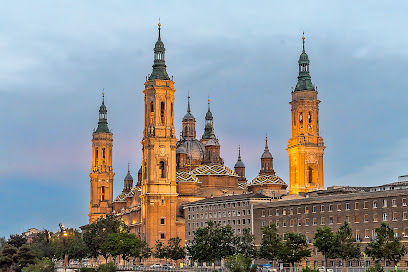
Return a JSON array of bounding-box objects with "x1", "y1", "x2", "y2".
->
[
  {"x1": 187, "y1": 201, "x2": 249, "y2": 212},
  {"x1": 261, "y1": 211, "x2": 408, "y2": 228},
  {"x1": 148, "y1": 101, "x2": 174, "y2": 125},
  {"x1": 261, "y1": 198, "x2": 408, "y2": 217},
  {"x1": 188, "y1": 209, "x2": 251, "y2": 220},
  {"x1": 188, "y1": 219, "x2": 251, "y2": 229}
]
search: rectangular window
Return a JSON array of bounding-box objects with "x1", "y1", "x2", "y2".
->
[
  {"x1": 283, "y1": 220, "x2": 287, "y2": 227},
  {"x1": 321, "y1": 205, "x2": 325, "y2": 212},
  {"x1": 329, "y1": 204, "x2": 333, "y2": 212},
  {"x1": 403, "y1": 198, "x2": 407, "y2": 206},
  {"x1": 373, "y1": 200, "x2": 377, "y2": 208},
  {"x1": 312, "y1": 206, "x2": 317, "y2": 213},
  {"x1": 329, "y1": 217, "x2": 333, "y2": 224},
  {"x1": 269, "y1": 209, "x2": 273, "y2": 216},
  {"x1": 261, "y1": 210, "x2": 265, "y2": 217},
  {"x1": 297, "y1": 207, "x2": 301, "y2": 214},
  {"x1": 364, "y1": 214, "x2": 369, "y2": 222},
  {"x1": 242, "y1": 219, "x2": 245, "y2": 225},
  {"x1": 160, "y1": 218, "x2": 165, "y2": 225},
  {"x1": 373, "y1": 214, "x2": 378, "y2": 222},
  {"x1": 393, "y1": 212, "x2": 398, "y2": 221},
  {"x1": 394, "y1": 228, "x2": 398, "y2": 238},
  {"x1": 305, "y1": 206, "x2": 309, "y2": 214},
  {"x1": 355, "y1": 215, "x2": 359, "y2": 223},
  {"x1": 346, "y1": 215, "x2": 350, "y2": 222},
  {"x1": 228, "y1": 211, "x2": 231, "y2": 217},
  {"x1": 275, "y1": 209, "x2": 279, "y2": 216},
  {"x1": 383, "y1": 199, "x2": 387, "y2": 208},
  {"x1": 290, "y1": 219, "x2": 294, "y2": 227},
  {"x1": 337, "y1": 216, "x2": 342, "y2": 224},
  {"x1": 337, "y1": 204, "x2": 341, "y2": 211},
  {"x1": 160, "y1": 233, "x2": 165, "y2": 240},
  {"x1": 404, "y1": 227, "x2": 408, "y2": 237},
  {"x1": 290, "y1": 208, "x2": 293, "y2": 215},
  {"x1": 364, "y1": 201, "x2": 368, "y2": 209},
  {"x1": 365, "y1": 229, "x2": 370, "y2": 238},
  {"x1": 356, "y1": 230, "x2": 361, "y2": 241},
  {"x1": 242, "y1": 210, "x2": 246, "y2": 216},
  {"x1": 392, "y1": 199, "x2": 397, "y2": 207},
  {"x1": 298, "y1": 220, "x2": 302, "y2": 226},
  {"x1": 383, "y1": 213, "x2": 388, "y2": 221},
  {"x1": 321, "y1": 217, "x2": 325, "y2": 225},
  {"x1": 346, "y1": 203, "x2": 350, "y2": 210},
  {"x1": 232, "y1": 211, "x2": 236, "y2": 216},
  {"x1": 283, "y1": 208, "x2": 286, "y2": 215},
  {"x1": 305, "y1": 218, "x2": 310, "y2": 226},
  {"x1": 355, "y1": 202, "x2": 359, "y2": 210},
  {"x1": 403, "y1": 212, "x2": 408, "y2": 220},
  {"x1": 313, "y1": 218, "x2": 317, "y2": 225}
]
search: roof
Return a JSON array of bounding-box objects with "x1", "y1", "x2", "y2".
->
[
  {"x1": 183, "y1": 193, "x2": 273, "y2": 207},
  {"x1": 192, "y1": 164, "x2": 239, "y2": 177},
  {"x1": 250, "y1": 174, "x2": 287, "y2": 187},
  {"x1": 176, "y1": 171, "x2": 200, "y2": 183},
  {"x1": 238, "y1": 183, "x2": 248, "y2": 190},
  {"x1": 114, "y1": 187, "x2": 139, "y2": 202}
]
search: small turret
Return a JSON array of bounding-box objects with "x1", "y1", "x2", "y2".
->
[
  {"x1": 234, "y1": 146, "x2": 246, "y2": 181},
  {"x1": 123, "y1": 162, "x2": 133, "y2": 193},
  {"x1": 148, "y1": 22, "x2": 170, "y2": 80},
  {"x1": 260, "y1": 136, "x2": 275, "y2": 175},
  {"x1": 95, "y1": 92, "x2": 110, "y2": 133}
]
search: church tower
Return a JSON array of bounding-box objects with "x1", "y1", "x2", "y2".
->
[
  {"x1": 89, "y1": 93, "x2": 115, "y2": 223},
  {"x1": 287, "y1": 34, "x2": 325, "y2": 194},
  {"x1": 140, "y1": 23, "x2": 179, "y2": 246}
]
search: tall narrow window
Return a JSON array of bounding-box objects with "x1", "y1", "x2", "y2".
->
[
  {"x1": 159, "y1": 161, "x2": 165, "y2": 178},
  {"x1": 171, "y1": 103, "x2": 174, "y2": 126},
  {"x1": 101, "y1": 186, "x2": 105, "y2": 201},
  {"x1": 95, "y1": 148, "x2": 98, "y2": 166},
  {"x1": 102, "y1": 148, "x2": 106, "y2": 165},
  {"x1": 184, "y1": 126, "x2": 188, "y2": 135},
  {"x1": 308, "y1": 167, "x2": 313, "y2": 184},
  {"x1": 150, "y1": 102, "x2": 154, "y2": 124},
  {"x1": 160, "y1": 102, "x2": 165, "y2": 124}
]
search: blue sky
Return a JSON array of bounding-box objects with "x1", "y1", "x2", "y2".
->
[{"x1": 1, "y1": 1, "x2": 408, "y2": 238}]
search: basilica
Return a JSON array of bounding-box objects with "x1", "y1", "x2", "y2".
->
[{"x1": 87, "y1": 23, "x2": 324, "y2": 247}]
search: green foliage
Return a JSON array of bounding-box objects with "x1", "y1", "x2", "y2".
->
[
  {"x1": 313, "y1": 226, "x2": 338, "y2": 269},
  {"x1": 139, "y1": 240, "x2": 151, "y2": 261},
  {"x1": 7, "y1": 235, "x2": 27, "y2": 249},
  {"x1": 29, "y1": 231, "x2": 56, "y2": 259},
  {"x1": 301, "y1": 266, "x2": 320, "y2": 272},
  {"x1": 225, "y1": 254, "x2": 257, "y2": 272},
  {"x1": 21, "y1": 257, "x2": 54, "y2": 272},
  {"x1": 79, "y1": 268, "x2": 97, "y2": 272},
  {"x1": 83, "y1": 215, "x2": 128, "y2": 259},
  {"x1": 235, "y1": 228, "x2": 257, "y2": 259},
  {"x1": 166, "y1": 237, "x2": 185, "y2": 261},
  {"x1": 12, "y1": 244, "x2": 37, "y2": 272},
  {"x1": 336, "y1": 222, "x2": 361, "y2": 265},
  {"x1": 101, "y1": 232, "x2": 141, "y2": 262},
  {"x1": 278, "y1": 232, "x2": 311, "y2": 266},
  {"x1": 187, "y1": 221, "x2": 235, "y2": 263},
  {"x1": 153, "y1": 241, "x2": 167, "y2": 259},
  {"x1": 366, "y1": 263, "x2": 384, "y2": 272},
  {"x1": 0, "y1": 244, "x2": 17, "y2": 271},
  {"x1": 0, "y1": 238, "x2": 6, "y2": 249},
  {"x1": 259, "y1": 224, "x2": 281, "y2": 262},
  {"x1": 365, "y1": 222, "x2": 407, "y2": 266},
  {"x1": 98, "y1": 262, "x2": 116, "y2": 272}
]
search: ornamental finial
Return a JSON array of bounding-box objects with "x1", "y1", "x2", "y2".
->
[
  {"x1": 302, "y1": 32, "x2": 305, "y2": 51},
  {"x1": 158, "y1": 18, "x2": 161, "y2": 40}
]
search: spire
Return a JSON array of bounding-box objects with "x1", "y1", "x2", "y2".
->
[
  {"x1": 183, "y1": 93, "x2": 195, "y2": 120},
  {"x1": 295, "y1": 32, "x2": 314, "y2": 92},
  {"x1": 124, "y1": 162, "x2": 133, "y2": 181},
  {"x1": 261, "y1": 136, "x2": 273, "y2": 159},
  {"x1": 234, "y1": 145, "x2": 245, "y2": 168},
  {"x1": 187, "y1": 93, "x2": 191, "y2": 113},
  {"x1": 95, "y1": 91, "x2": 110, "y2": 133},
  {"x1": 202, "y1": 97, "x2": 214, "y2": 140},
  {"x1": 148, "y1": 21, "x2": 170, "y2": 80}
]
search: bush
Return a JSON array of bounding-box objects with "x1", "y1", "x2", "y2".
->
[
  {"x1": 80, "y1": 268, "x2": 97, "y2": 272},
  {"x1": 98, "y1": 262, "x2": 116, "y2": 272},
  {"x1": 367, "y1": 264, "x2": 384, "y2": 272},
  {"x1": 21, "y1": 257, "x2": 54, "y2": 272},
  {"x1": 225, "y1": 254, "x2": 256, "y2": 272},
  {"x1": 302, "y1": 266, "x2": 320, "y2": 272}
]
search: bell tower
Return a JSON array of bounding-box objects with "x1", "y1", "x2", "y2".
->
[
  {"x1": 287, "y1": 34, "x2": 325, "y2": 194},
  {"x1": 89, "y1": 92, "x2": 115, "y2": 223},
  {"x1": 140, "y1": 22, "x2": 179, "y2": 247}
]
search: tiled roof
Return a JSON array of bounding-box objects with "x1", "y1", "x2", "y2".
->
[
  {"x1": 176, "y1": 171, "x2": 199, "y2": 183},
  {"x1": 192, "y1": 164, "x2": 239, "y2": 177},
  {"x1": 250, "y1": 174, "x2": 287, "y2": 186},
  {"x1": 238, "y1": 183, "x2": 248, "y2": 190},
  {"x1": 114, "y1": 187, "x2": 139, "y2": 202}
]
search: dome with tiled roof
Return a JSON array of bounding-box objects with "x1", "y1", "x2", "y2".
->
[
  {"x1": 249, "y1": 174, "x2": 287, "y2": 187},
  {"x1": 192, "y1": 164, "x2": 238, "y2": 177}
]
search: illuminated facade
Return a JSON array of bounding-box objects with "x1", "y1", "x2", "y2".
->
[
  {"x1": 89, "y1": 94, "x2": 115, "y2": 223},
  {"x1": 287, "y1": 35, "x2": 325, "y2": 194}
]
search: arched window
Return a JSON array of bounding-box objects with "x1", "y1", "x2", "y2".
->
[
  {"x1": 159, "y1": 161, "x2": 165, "y2": 178},
  {"x1": 160, "y1": 102, "x2": 165, "y2": 124},
  {"x1": 299, "y1": 112, "x2": 303, "y2": 123},
  {"x1": 101, "y1": 186, "x2": 105, "y2": 201},
  {"x1": 308, "y1": 167, "x2": 313, "y2": 184},
  {"x1": 184, "y1": 126, "x2": 188, "y2": 135},
  {"x1": 150, "y1": 101, "x2": 154, "y2": 124},
  {"x1": 171, "y1": 103, "x2": 174, "y2": 126}
]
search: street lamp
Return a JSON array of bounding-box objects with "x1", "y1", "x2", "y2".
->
[{"x1": 59, "y1": 223, "x2": 68, "y2": 271}]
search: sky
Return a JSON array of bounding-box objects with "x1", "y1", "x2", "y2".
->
[{"x1": 1, "y1": 1, "x2": 408, "y2": 238}]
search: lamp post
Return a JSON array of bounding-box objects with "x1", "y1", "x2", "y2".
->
[{"x1": 59, "y1": 223, "x2": 68, "y2": 272}]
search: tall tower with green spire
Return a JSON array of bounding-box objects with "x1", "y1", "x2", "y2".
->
[
  {"x1": 89, "y1": 92, "x2": 115, "y2": 223},
  {"x1": 287, "y1": 34, "x2": 325, "y2": 194}
]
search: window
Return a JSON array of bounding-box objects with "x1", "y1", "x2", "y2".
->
[
  {"x1": 321, "y1": 205, "x2": 325, "y2": 212},
  {"x1": 329, "y1": 217, "x2": 333, "y2": 224},
  {"x1": 159, "y1": 161, "x2": 166, "y2": 178},
  {"x1": 313, "y1": 218, "x2": 317, "y2": 225},
  {"x1": 373, "y1": 214, "x2": 378, "y2": 222},
  {"x1": 150, "y1": 101, "x2": 154, "y2": 124},
  {"x1": 160, "y1": 218, "x2": 165, "y2": 225},
  {"x1": 355, "y1": 202, "x2": 359, "y2": 210},
  {"x1": 275, "y1": 209, "x2": 278, "y2": 216},
  {"x1": 329, "y1": 204, "x2": 333, "y2": 212},
  {"x1": 283, "y1": 220, "x2": 287, "y2": 227},
  {"x1": 403, "y1": 198, "x2": 407, "y2": 206},
  {"x1": 346, "y1": 203, "x2": 350, "y2": 210},
  {"x1": 383, "y1": 199, "x2": 387, "y2": 208},
  {"x1": 297, "y1": 207, "x2": 301, "y2": 214},
  {"x1": 160, "y1": 233, "x2": 165, "y2": 240},
  {"x1": 321, "y1": 217, "x2": 325, "y2": 225},
  {"x1": 242, "y1": 219, "x2": 245, "y2": 225},
  {"x1": 346, "y1": 215, "x2": 350, "y2": 222},
  {"x1": 354, "y1": 215, "x2": 359, "y2": 223},
  {"x1": 283, "y1": 208, "x2": 286, "y2": 215},
  {"x1": 383, "y1": 212, "x2": 388, "y2": 221},
  {"x1": 404, "y1": 227, "x2": 408, "y2": 237},
  {"x1": 290, "y1": 208, "x2": 293, "y2": 215},
  {"x1": 232, "y1": 211, "x2": 236, "y2": 216},
  {"x1": 364, "y1": 201, "x2": 368, "y2": 209},
  {"x1": 100, "y1": 186, "x2": 105, "y2": 201},
  {"x1": 269, "y1": 209, "x2": 273, "y2": 216},
  {"x1": 308, "y1": 167, "x2": 313, "y2": 184},
  {"x1": 393, "y1": 212, "x2": 398, "y2": 221},
  {"x1": 373, "y1": 200, "x2": 377, "y2": 208},
  {"x1": 243, "y1": 210, "x2": 246, "y2": 216},
  {"x1": 305, "y1": 207, "x2": 309, "y2": 214},
  {"x1": 312, "y1": 206, "x2": 316, "y2": 213},
  {"x1": 337, "y1": 204, "x2": 341, "y2": 211},
  {"x1": 365, "y1": 229, "x2": 370, "y2": 238},
  {"x1": 337, "y1": 216, "x2": 342, "y2": 224},
  {"x1": 394, "y1": 228, "x2": 398, "y2": 238},
  {"x1": 160, "y1": 102, "x2": 165, "y2": 124},
  {"x1": 261, "y1": 210, "x2": 265, "y2": 217},
  {"x1": 305, "y1": 218, "x2": 310, "y2": 226},
  {"x1": 298, "y1": 220, "x2": 302, "y2": 226},
  {"x1": 403, "y1": 212, "x2": 408, "y2": 220},
  {"x1": 290, "y1": 219, "x2": 294, "y2": 227},
  {"x1": 364, "y1": 214, "x2": 369, "y2": 222},
  {"x1": 392, "y1": 199, "x2": 397, "y2": 207},
  {"x1": 356, "y1": 230, "x2": 361, "y2": 241}
]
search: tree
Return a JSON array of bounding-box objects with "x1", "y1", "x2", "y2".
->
[
  {"x1": 187, "y1": 221, "x2": 235, "y2": 264},
  {"x1": 22, "y1": 257, "x2": 54, "y2": 272},
  {"x1": 7, "y1": 235, "x2": 27, "y2": 249},
  {"x1": 139, "y1": 240, "x2": 151, "y2": 262},
  {"x1": 235, "y1": 228, "x2": 257, "y2": 259},
  {"x1": 226, "y1": 254, "x2": 257, "y2": 272},
  {"x1": 278, "y1": 232, "x2": 311, "y2": 267},
  {"x1": 65, "y1": 230, "x2": 89, "y2": 261},
  {"x1": 101, "y1": 232, "x2": 141, "y2": 263},
  {"x1": 313, "y1": 226, "x2": 338, "y2": 270},
  {"x1": 365, "y1": 222, "x2": 406, "y2": 266},
  {"x1": 166, "y1": 237, "x2": 185, "y2": 262},
  {"x1": 336, "y1": 222, "x2": 361, "y2": 267},
  {"x1": 0, "y1": 237, "x2": 6, "y2": 249},
  {"x1": 12, "y1": 244, "x2": 36, "y2": 272},
  {"x1": 0, "y1": 244, "x2": 17, "y2": 272},
  {"x1": 29, "y1": 231, "x2": 56, "y2": 259},
  {"x1": 153, "y1": 241, "x2": 167, "y2": 260},
  {"x1": 259, "y1": 224, "x2": 282, "y2": 263},
  {"x1": 82, "y1": 215, "x2": 128, "y2": 260}
]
